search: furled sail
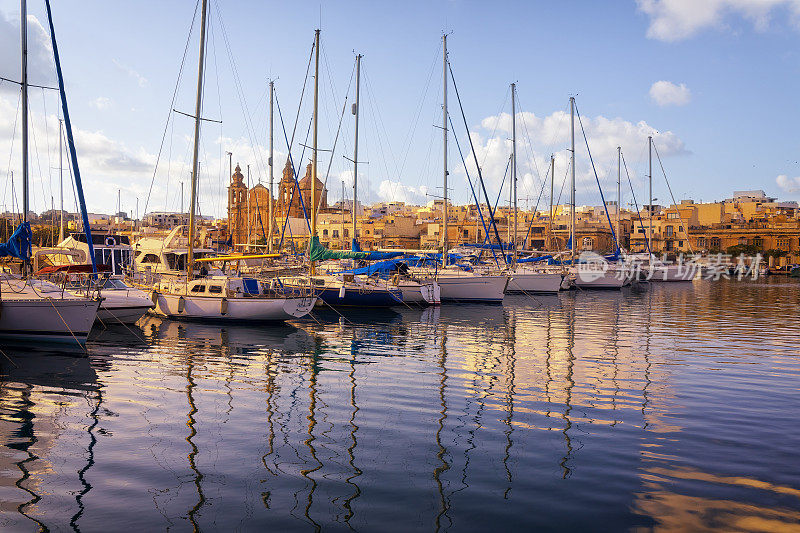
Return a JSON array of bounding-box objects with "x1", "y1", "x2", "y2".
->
[{"x1": 0, "y1": 222, "x2": 32, "y2": 260}]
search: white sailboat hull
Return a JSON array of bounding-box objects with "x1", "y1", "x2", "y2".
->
[
  {"x1": 397, "y1": 280, "x2": 441, "y2": 305},
  {"x1": 151, "y1": 292, "x2": 316, "y2": 321},
  {"x1": 647, "y1": 264, "x2": 696, "y2": 282},
  {"x1": 0, "y1": 297, "x2": 99, "y2": 342},
  {"x1": 436, "y1": 274, "x2": 508, "y2": 303},
  {"x1": 572, "y1": 267, "x2": 632, "y2": 289},
  {"x1": 507, "y1": 271, "x2": 563, "y2": 293}
]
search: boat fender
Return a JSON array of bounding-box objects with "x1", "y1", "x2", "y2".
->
[
  {"x1": 338, "y1": 286, "x2": 346, "y2": 299},
  {"x1": 150, "y1": 290, "x2": 159, "y2": 305},
  {"x1": 177, "y1": 296, "x2": 185, "y2": 314},
  {"x1": 220, "y1": 297, "x2": 228, "y2": 315}
]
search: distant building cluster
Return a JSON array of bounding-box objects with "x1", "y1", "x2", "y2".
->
[{"x1": 5, "y1": 170, "x2": 800, "y2": 269}]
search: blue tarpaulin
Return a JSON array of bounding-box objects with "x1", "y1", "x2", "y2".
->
[
  {"x1": 517, "y1": 254, "x2": 554, "y2": 263},
  {"x1": 0, "y1": 222, "x2": 31, "y2": 260},
  {"x1": 338, "y1": 259, "x2": 404, "y2": 276}
]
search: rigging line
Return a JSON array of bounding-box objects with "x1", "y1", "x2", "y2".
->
[
  {"x1": 574, "y1": 102, "x2": 619, "y2": 253},
  {"x1": 397, "y1": 42, "x2": 440, "y2": 182},
  {"x1": 447, "y1": 61, "x2": 507, "y2": 261},
  {"x1": 209, "y1": 7, "x2": 225, "y2": 218},
  {"x1": 521, "y1": 161, "x2": 551, "y2": 249},
  {"x1": 290, "y1": 42, "x2": 316, "y2": 154},
  {"x1": 143, "y1": 0, "x2": 201, "y2": 218},
  {"x1": 42, "y1": 88, "x2": 56, "y2": 224},
  {"x1": 274, "y1": 94, "x2": 311, "y2": 246},
  {"x1": 28, "y1": 96, "x2": 47, "y2": 216},
  {"x1": 2, "y1": 91, "x2": 21, "y2": 212},
  {"x1": 652, "y1": 141, "x2": 694, "y2": 253},
  {"x1": 316, "y1": 56, "x2": 356, "y2": 215},
  {"x1": 621, "y1": 151, "x2": 652, "y2": 256},
  {"x1": 448, "y1": 113, "x2": 500, "y2": 267},
  {"x1": 479, "y1": 85, "x2": 510, "y2": 175},
  {"x1": 213, "y1": 2, "x2": 268, "y2": 181}
]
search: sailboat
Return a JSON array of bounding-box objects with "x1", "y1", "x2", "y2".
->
[
  {"x1": 502, "y1": 83, "x2": 563, "y2": 294},
  {"x1": 418, "y1": 34, "x2": 508, "y2": 304},
  {"x1": 638, "y1": 136, "x2": 695, "y2": 282},
  {"x1": 0, "y1": 0, "x2": 99, "y2": 343},
  {"x1": 565, "y1": 97, "x2": 633, "y2": 290},
  {"x1": 149, "y1": 0, "x2": 316, "y2": 322}
]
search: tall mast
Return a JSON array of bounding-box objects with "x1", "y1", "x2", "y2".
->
[
  {"x1": 21, "y1": 0, "x2": 29, "y2": 225},
  {"x1": 511, "y1": 82, "x2": 517, "y2": 262},
  {"x1": 58, "y1": 118, "x2": 64, "y2": 242},
  {"x1": 648, "y1": 135, "x2": 652, "y2": 256},
  {"x1": 569, "y1": 96, "x2": 576, "y2": 260},
  {"x1": 186, "y1": 0, "x2": 208, "y2": 279},
  {"x1": 310, "y1": 29, "x2": 320, "y2": 274},
  {"x1": 617, "y1": 146, "x2": 621, "y2": 251},
  {"x1": 442, "y1": 34, "x2": 449, "y2": 266},
  {"x1": 268, "y1": 80, "x2": 274, "y2": 253},
  {"x1": 352, "y1": 53, "x2": 362, "y2": 245},
  {"x1": 548, "y1": 153, "x2": 554, "y2": 250},
  {"x1": 247, "y1": 163, "x2": 251, "y2": 250}
]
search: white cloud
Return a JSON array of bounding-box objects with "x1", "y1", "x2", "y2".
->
[
  {"x1": 90, "y1": 96, "x2": 113, "y2": 110},
  {"x1": 377, "y1": 180, "x2": 429, "y2": 205},
  {"x1": 112, "y1": 58, "x2": 148, "y2": 88},
  {"x1": 649, "y1": 80, "x2": 691, "y2": 106},
  {"x1": 637, "y1": 0, "x2": 800, "y2": 41},
  {"x1": 776, "y1": 174, "x2": 800, "y2": 193},
  {"x1": 461, "y1": 109, "x2": 687, "y2": 207},
  {"x1": 0, "y1": 11, "x2": 54, "y2": 92}
]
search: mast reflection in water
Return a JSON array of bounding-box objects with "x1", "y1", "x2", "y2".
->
[{"x1": 1, "y1": 279, "x2": 800, "y2": 531}]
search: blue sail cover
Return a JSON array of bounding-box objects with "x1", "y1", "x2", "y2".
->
[
  {"x1": 517, "y1": 254, "x2": 553, "y2": 263},
  {"x1": 0, "y1": 222, "x2": 32, "y2": 260},
  {"x1": 349, "y1": 239, "x2": 404, "y2": 260},
  {"x1": 338, "y1": 258, "x2": 404, "y2": 276}
]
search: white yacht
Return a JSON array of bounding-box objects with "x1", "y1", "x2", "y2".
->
[
  {"x1": 151, "y1": 276, "x2": 316, "y2": 321},
  {"x1": 133, "y1": 225, "x2": 217, "y2": 279},
  {"x1": 506, "y1": 265, "x2": 564, "y2": 293},
  {"x1": 0, "y1": 273, "x2": 100, "y2": 343}
]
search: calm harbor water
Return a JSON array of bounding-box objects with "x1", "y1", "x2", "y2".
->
[{"x1": 1, "y1": 278, "x2": 799, "y2": 531}]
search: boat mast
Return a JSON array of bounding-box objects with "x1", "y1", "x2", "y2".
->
[
  {"x1": 310, "y1": 28, "x2": 320, "y2": 275},
  {"x1": 569, "y1": 96, "x2": 576, "y2": 260},
  {"x1": 186, "y1": 0, "x2": 208, "y2": 280},
  {"x1": 247, "y1": 163, "x2": 251, "y2": 251},
  {"x1": 59, "y1": 118, "x2": 64, "y2": 242},
  {"x1": 648, "y1": 135, "x2": 652, "y2": 257},
  {"x1": 511, "y1": 82, "x2": 517, "y2": 264},
  {"x1": 21, "y1": 0, "x2": 29, "y2": 226},
  {"x1": 268, "y1": 80, "x2": 274, "y2": 253},
  {"x1": 617, "y1": 145, "x2": 621, "y2": 251},
  {"x1": 442, "y1": 34, "x2": 449, "y2": 267},
  {"x1": 548, "y1": 153, "x2": 554, "y2": 250},
  {"x1": 352, "y1": 53, "x2": 362, "y2": 245}
]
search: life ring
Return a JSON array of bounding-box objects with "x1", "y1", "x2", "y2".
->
[{"x1": 105, "y1": 236, "x2": 116, "y2": 246}]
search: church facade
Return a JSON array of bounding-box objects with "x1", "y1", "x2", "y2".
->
[{"x1": 227, "y1": 158, "x2": 328, "y2": 247}]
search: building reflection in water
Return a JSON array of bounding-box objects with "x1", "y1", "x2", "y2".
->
[{"x1": 0, "y1": 281, "x2": 798, "y2": 530}]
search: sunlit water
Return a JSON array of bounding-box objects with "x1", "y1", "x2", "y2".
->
[{"x1": 1, "y1": 278, "x2": 799, "y2": 531}]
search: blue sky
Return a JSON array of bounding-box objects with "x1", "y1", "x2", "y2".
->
[{"x1": 1, "y1": 0, "x2": 800, "y2": 218}]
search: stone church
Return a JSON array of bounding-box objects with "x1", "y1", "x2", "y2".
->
[{"x1": 227, "y1": 158, "x2": 328, "y2": 246}]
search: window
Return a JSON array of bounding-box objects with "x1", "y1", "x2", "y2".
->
[
  {"x1": 665, "y1": 226, "x2": 674, "y2": 237},
  {"x1": 667, "y1": 212, "x2": 679, "y2": 219},
  {"x1": 697, "y1": 237, "x2": 707, "y2": 248},
  {"x1": 753, "y1": 237, "x2": 763, "y2": 249},
  {"x1": 710, "y1": 237, "x2": 721, "y2": 249},
  {"x1": 322, "y1": 229, "x2": 328, "y2": 236},
  {"x1": 582, "y1": 237, "x2": 593, "y2": 248},
  {"x1": 463, "y1": 229, "x2": 469, "y2": 238},
  {"x1": 665, "y1": 240, "x2": 674, "y2": 251},
  {"x1": 332, "y1": 230, "x2": 339, "y2": 238},
  {"x1": 190, "y1": 285, "x2": 206, "y2": 293},
  {"x1": 738, "y1": 237, "x2": 748, "y2": 245},
  {"x1": 777, "y1": 237, "x2": 790, "y2": 249},
  {"x1": 209, "y1": 285, "x2": 223, "y2": 294},
  {"x1": 678, "y1": 240, "x2": 684, "y2": 248}
]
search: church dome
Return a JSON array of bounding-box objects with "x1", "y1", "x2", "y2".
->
[{"x1": 298, "y1": 162, "x2": 324, "y2": 189}]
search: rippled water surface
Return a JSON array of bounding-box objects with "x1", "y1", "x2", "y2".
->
[{"x1": 1, "y1": 278, "x2": 799, "y2": 531}]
